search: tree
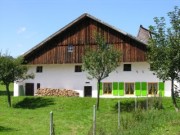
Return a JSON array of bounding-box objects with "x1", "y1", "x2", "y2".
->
[
  {"x1": 0, "y1": 53, "x2": 34, "y2": 107},
  {"x1": 148, "y1": 6, "x2": 180, "y2": 111},
  {"x1": 82, "y1": 33, "x2": 121, "y2": 110}
]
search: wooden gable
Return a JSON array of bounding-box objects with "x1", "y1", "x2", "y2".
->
[{"x1": 23, "y1": 13, "x2": 147, "y2": 64}]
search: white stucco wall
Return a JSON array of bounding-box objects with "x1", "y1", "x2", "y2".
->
[
  {"x1": 14, "y1": 82, "x2": 19, "y2": 96},
  {"x1": 14, "y1": 62, "x2": 172, "y2": 97}
]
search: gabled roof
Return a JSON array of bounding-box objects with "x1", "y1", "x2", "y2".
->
[{"x1": 23, "y1": 13, "x2": 147, "y2": 57}]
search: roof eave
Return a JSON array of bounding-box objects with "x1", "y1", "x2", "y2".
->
[{"x1": 23, "y1": 13, "x2": 147, "y2": 57}]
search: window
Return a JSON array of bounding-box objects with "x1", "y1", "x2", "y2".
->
[
  {"x1": 150, "y1": 64, "x2": 155, "y2": 71},
  {"x1": 148, "y1": 83, "x2": 158, "y2": 95},
  {"x1": 124, "y1": 64, "x2": 131, "y2": 71},
  {"x1": 37, "y1": 83, "x2": 40, "y2": 89},
  {"x1": 125, "y1": 83, "x2": 134, "y2": 95},
  {"x1": 75, "y1": 65, "x2": 82, "y2": 72},
  {"x1": 67, "y1": 44, "x2": 74, "y2": 52},
  {"x1": 103, "y1": 83, "x2": 112, "y2": 94},
  {"x1": 36, "y1": 66, "x2": 43, "y2": 73}
]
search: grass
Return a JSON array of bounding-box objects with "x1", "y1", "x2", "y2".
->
[{"x1": 0, "y1": 84, "x2": 180, "y2": 135}]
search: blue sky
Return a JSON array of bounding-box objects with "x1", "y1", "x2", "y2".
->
[{"x1": 0, "y1": 0, "x2": 179, "y2": 57}]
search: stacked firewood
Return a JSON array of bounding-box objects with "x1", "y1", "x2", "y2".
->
[{"x1": 35, "y1": 88, "x2": 79, "y2": 97}]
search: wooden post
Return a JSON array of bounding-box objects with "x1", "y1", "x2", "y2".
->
[
  {"x1": 118, "y1": 100, "x2": 121, "y2": 130},
  {"x1": 135, "y1": 96, "x2": 137, "y2": 111},
  {"x1": 146, "y1": 94, "x2": 148, "y2": 110},
  {"x1": 50, "y1": 111, "x2": 53, "y2": 135},
  {"x1": 93, "y1": 105, "x2": 96, "y2": 135}
]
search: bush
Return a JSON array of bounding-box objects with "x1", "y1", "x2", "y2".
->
[{"x1": 114, "y1": 96, "x2": 163, "y2": 113}]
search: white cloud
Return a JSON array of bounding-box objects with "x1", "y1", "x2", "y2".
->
[{"x1": 17, "y1": 27, "x2": 26, "y2": 34}]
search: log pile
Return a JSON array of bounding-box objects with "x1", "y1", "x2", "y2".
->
[{"x1": 35, "y1": 88, "x2": 79, "y2": 97}]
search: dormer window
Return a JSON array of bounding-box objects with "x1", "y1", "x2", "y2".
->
[{"x1": 67, "y1": 44, "x2": 74, "y2": 52}]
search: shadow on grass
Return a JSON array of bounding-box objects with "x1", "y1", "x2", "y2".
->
[
  {"x1": 114, "y1": 98, "x2": 164, "y2": 112},
  {"x1": 114, "y1": 100, "x2": 138, "y2": 112},
  {"x1": 13, "y1": 97, "x2": 55, "y2": 109},
  {"x1": 0, "y1": 91, "x2": 13, "y2": 96},
  {"x1": 0, "y1": 126, "x2": 15, "y2": 132}
]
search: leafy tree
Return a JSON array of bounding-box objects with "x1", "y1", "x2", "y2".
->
[
  {"x1": 0, "y1": 53, "x2": 34, "y2": 107},
  {"x1": 148, "y1": 6, "x2": 180, "y2": 111},
  {"x1": 82, "y1": 33, "x2": 121, "y2": 110}
]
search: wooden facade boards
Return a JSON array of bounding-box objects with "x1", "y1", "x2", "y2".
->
[{"x1": 24, "y1": 14, "x2": 147, "y2": 65}]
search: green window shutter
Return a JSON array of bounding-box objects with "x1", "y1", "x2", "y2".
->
[
  {"x1": 99, "y1": 82, "x2": 103, "y2": 95},
  {"x1": 113, "y1": 82, "x2": 118, "y2": 96},
  {"x1": 159, "y1": 82, "x2": 165, "y2": 97},
  {"x1": 119, "y1": 82, "x2": 124, "y2": 96},
  {"x1": 135, "y1": 82, "x2": 141, "y2": 96},
  {"x1": 141, "y1": 82, "x2": 147, "y2": 96}
]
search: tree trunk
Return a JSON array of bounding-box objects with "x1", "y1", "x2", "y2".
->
[
  {"x1": 6, "y1": 84, "x2": 11, "y2": 107},
  {"x1": 96, "y1": 79, "x2": 101, "y2": 110},
  {"x1": 171, "y1": 79, "x2": 179, "y2": 112}
]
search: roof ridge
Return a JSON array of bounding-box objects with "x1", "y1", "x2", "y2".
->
[{"x1": 23, "y1": 13, "x2": 147, "y2": 57}]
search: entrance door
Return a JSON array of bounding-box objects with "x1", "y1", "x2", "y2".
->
[
  {"x1": 25, "y1": 83, "x2": 34, "y2": 96},
  {"x1": 84, "y1": 86, "x2": 92, "y2": 97}
]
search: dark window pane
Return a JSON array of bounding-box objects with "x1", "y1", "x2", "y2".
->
[
  {"x1": 75, "y1": 65, "x2": 82, "y2": 72},
  {"x1": 37, "y1": 83, "x2": 40, "y2": 89},
  {"x1": 125, "y1": 83, "x2": 134, "y2": 94},
  {"x1": 67, "y1": 44, "x2": 74, "y2": 52},
  {"x1": 103, "y1": 83, "x2": 112, "y2": 94},
  {"x1": 36, "y1": 66, "x2": 43, "y2": 73},
  {"x1": 124, "y1": 64, "x2": 131, "y2": 71},
  {"x1": 148, "y1": 83, "x2": 158, "y2": 95}
]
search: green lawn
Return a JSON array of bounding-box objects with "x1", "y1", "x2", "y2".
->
[{"x1": 0, "y1": 86, "x2": 180, "y2": 135}]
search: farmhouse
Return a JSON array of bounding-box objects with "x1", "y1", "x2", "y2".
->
[{"x1": 14, "y1": 13, "x2": 172, "y2": 97}]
